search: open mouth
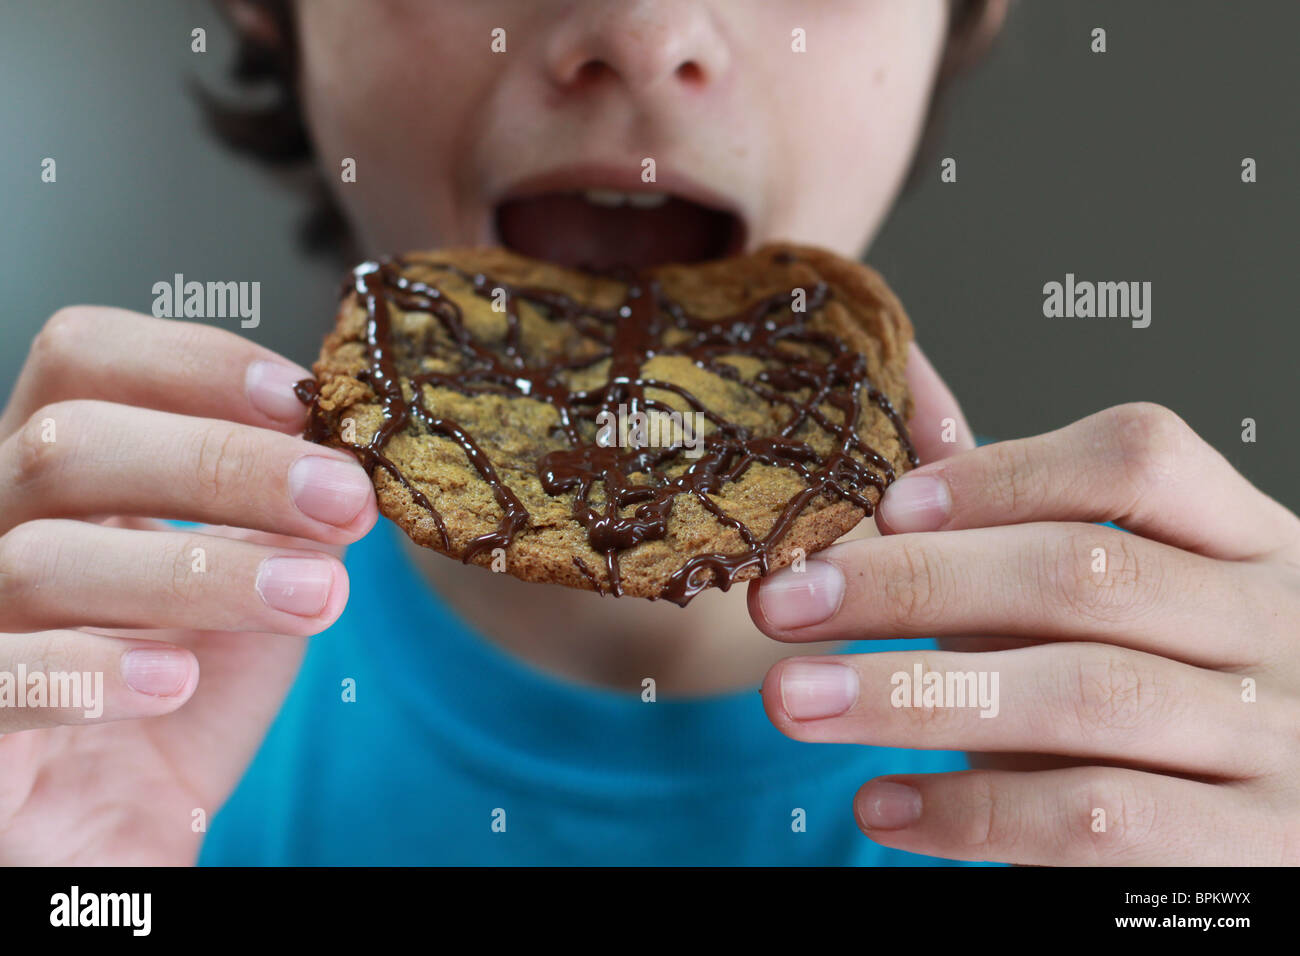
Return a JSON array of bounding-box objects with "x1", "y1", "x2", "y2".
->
[{"x1": 494, "y1": 189, "x2": 746, "y2": 272}]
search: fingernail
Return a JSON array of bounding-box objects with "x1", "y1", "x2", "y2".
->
[
  {"x1": 289, "y1": 455, "x2": 371, "y2": 527},
  {"x1": 246, "y1": 360, "x2": 311, "y2": 423},
  {"x1": 858, "y1": 781, "x2": 923, "y2": 830},
  {"x1": 758, "y1": 560, "x2": 845, "y2": 629},
  {"x1": 256, "y1": 556, "x2": 334, "y2": 616},
  {"x1": 880, "y1": 474, "x2": 951, "y2": 533},
  {"x1": 121, "y1": 648, "x2": 192, "y2": 697},
  {"x1": 779, "y1": 661, "x2": 859, "y2": 720}
]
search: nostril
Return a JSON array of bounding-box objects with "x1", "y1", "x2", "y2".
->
[
  {"x1": 572, "y1": 59, "x2": 615, "y2": 90},
  {"x1": 675, "y1": 61, "x2": 705, "y2": 86}
]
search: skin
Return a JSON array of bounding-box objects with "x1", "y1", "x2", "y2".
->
[{"x1": 0, "y1": 0, "x2": 1296, "y2": 865}]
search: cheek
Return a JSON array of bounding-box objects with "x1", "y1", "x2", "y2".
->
[
  {"x1": 295, "y1": 3, "x2": 493, "y2": 248},
  {"x1": 758, "y1": 2, "x2": 947, "y2": 253}
]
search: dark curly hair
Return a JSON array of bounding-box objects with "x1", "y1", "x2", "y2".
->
[{"x1": 196, "y1": 0, "x2": 1005, "y2": 257}]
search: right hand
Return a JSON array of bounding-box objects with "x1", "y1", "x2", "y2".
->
[{"x1": 0, "y1": 307, "x2": 377, "y2": 864}]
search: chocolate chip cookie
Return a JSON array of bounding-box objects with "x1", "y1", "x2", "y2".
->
[{"x1": 297, "y1": 244, "x2": 917, "y2": 606}]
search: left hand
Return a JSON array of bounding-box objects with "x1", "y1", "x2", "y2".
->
[{"x1": 748, "y1": 342, "x2": 1300, "y2": 865}]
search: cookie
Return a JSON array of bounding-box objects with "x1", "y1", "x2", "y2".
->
[{"x1": 297, "y1": 244, "x2": 917, "y2": 606}]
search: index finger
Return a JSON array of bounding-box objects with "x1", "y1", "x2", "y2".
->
[
  {"x1": 876, "y1": 402, "x2": 1300, "y2": 561},
  {"x1": 1, "y1": 307, "x2": 313, "y2": 439}
]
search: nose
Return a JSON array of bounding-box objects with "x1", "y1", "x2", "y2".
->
[{"x1": 544, "y1": 0, "x2": 730, "y2": 95}]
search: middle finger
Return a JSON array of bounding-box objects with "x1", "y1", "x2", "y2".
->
[{"x1": 749, "y1": 523, "x2": 1274, "y2": 669}]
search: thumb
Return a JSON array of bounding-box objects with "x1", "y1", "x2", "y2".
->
[{"x1": 901, "y1": 340, "x2": 975, "y2": 464}]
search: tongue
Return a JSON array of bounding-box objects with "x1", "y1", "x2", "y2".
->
[{"x1": 495, "y1": 194, "x2": 740, "y2": 271}]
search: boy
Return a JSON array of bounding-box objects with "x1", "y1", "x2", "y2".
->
[{"x1": 1, "y1": 0, "x2": 1295, "y2": 865}]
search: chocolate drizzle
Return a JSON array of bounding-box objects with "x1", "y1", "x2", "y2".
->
[{"x1": 298, "y1": 252, "x2": 918, "y2": 606}]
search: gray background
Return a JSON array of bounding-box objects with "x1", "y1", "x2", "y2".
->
[{"x1": 2, "y1": 0, "x2": 1296, "y2": 508}]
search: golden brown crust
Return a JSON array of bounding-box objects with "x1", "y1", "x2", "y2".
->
[{"x1": 305, "y1": 243, "x2": 915, "y2": 602}]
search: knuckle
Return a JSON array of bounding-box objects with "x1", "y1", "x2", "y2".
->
[
  {"x1": 19, "y1": 629, "x2": 80, "y2": 678},
  {"x1": 162, "y1": 536, "x2": 208, "y2": 603},
  {"x1": 957, "y1": 771, "x2": 1022, "y2": 852},
  {"x1": 901, "y1": 687, "x2": 960, "y2": 735},
  {"x1": 162, "y1": 321, "x2": 223, "y2": 382},
  {"x1": 1070, "y1": 768, "x2": 1160, "y2": 861},
  {"x1": 1065, "y1": 647, "x2": 1166, "y2": 740},
  {"x1": 1049, "y1": 528, "x2": 1162, "y2": 625},
  {"x1": 987, "y1": 439, "x2": 1041, "y2": 515},
  {"x1": 893, "y1": 653, "x2": 963, "y2": 734},
  {"x1": 0, "y1": 521, "x2": 54, "y2": 605},
  {"x1": 1107, "y1": 402, "x2": 1192, "y2": 497},
  {"x1": 30, "y1": 307, "x2": 95, "y2": 372},
  {"x1": 189, "y1": 423, "x2": 251, "y2": 503},
  {"x1": 881, "y1": 539, "x2": 950, "y2": 628},
  {"x1": 10, "y1": 631, "x2": 101, "y2": 724},
  {"x1": 9, "y1": 402, "x2": 79, "y2": 490}
]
